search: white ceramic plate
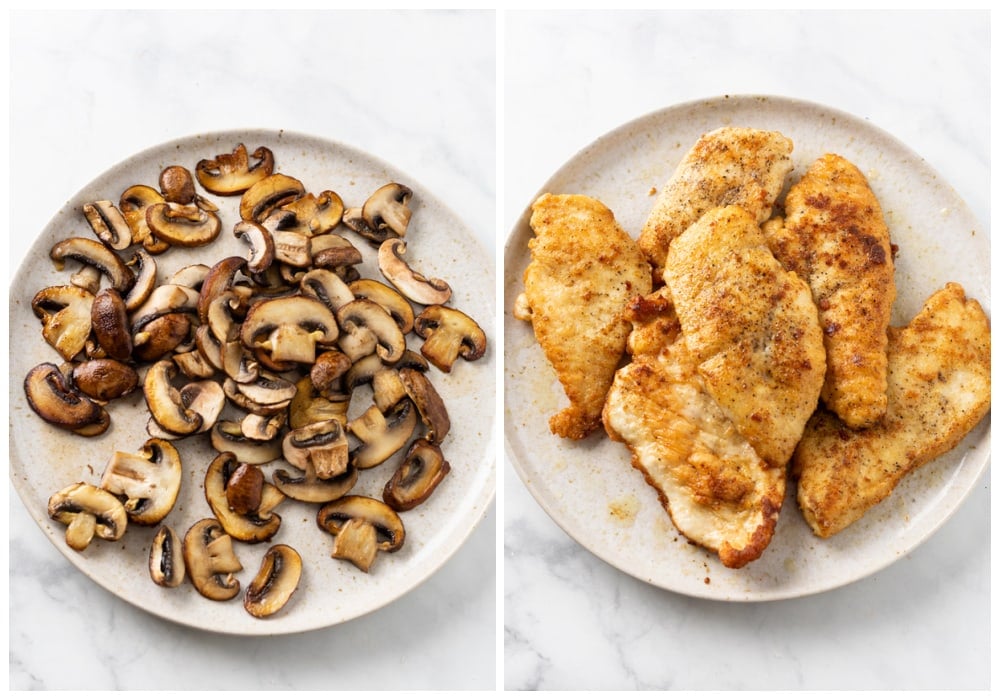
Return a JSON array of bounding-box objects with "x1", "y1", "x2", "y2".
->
[
  {"x1": 503, "y1": 95, "x2": 989, "y2": 601},
  {"x1": 9, "y1": 129, "x2": 496, "y2": 634}
]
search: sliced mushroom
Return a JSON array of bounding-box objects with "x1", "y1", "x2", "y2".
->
[
  {"x1": 123, "y1": 249, "x2": 157, "y2": 312},
  {"x1": 48, "y1": 483, "x2": 127, "y2": 551},
  {"x1": 159, "y1": 164, "x2": 197, "y2": 205},
  {"x1": 281, "y1": 190, "x2": 344, "y2": 235},
  {"x1": 244, "y1": 544, "x2": 302, "y2": 618},
  {"x1": 31, "y1": 285, "x2": 94, "y2": 361},
  {"x1": 241, "y1": 412, "x2": 286, "y2": 441},
  {"x1": 119, "y1": 184, "x2": 169, "y2": 254},
  {"x1": 82, "y1": 200, "x2": 132, "y2": 250},
  {"x1": 241, "y1": 295, "x2": 339, "y2": 365},
  {"x1": 24, "y1": 363, "x2": 110, "y2": 436},
  {"x1": 169, "y1": 264, "x2": 212, "y2": 291},
  {"x1": 342, "y1": 206, "x2": 384, "y2": 245},
  {"x1": 377, "y1": 239, "x2": 451, "y2": 305},
  {"x1": 266, "y1": 220, "x2": 313, "y2": 268},
  {"x1": 343, "y1": 349, "x2": 428, "y2": 393},
  {"x1": 348, "y1": 278, "x2": 414, "y2": 333},
  {"x1": 195, "y1": 144, "x2": 275, "y2": 195},
  {"x1": 143, "y1": 358, "x2": 202, "y2": 436},
  {"x1": 145, "y1": 202, "x2": 222, "y2": 247},
  {"x1": 224, "y1": 372, "x2": 296, "y2": 414},
  {"x1": 310, "y1": 233, "x2": 362, "y2": 269},
  {"x1": 316, "y1": 495, "x2": 405, "y2": 573},
  {"x1": 309, "y1": 349, "x2": 352, "y2": 395},
  {"x1": 100, "y1": 437, "x2": 183, "y2": 525},
  {"x1": 196, "y1": 256, "x2": 247, "y2": 324},
  {"x1": 362, "y1": 183, "x2": 413, "y2": 238},
  {"x1": 282, "y1": 418, "x2": 350, "y2": 479},
  {"x1": 371, "y1": 368, "x2": 408, "y2": 413},
  {"x1": 240, "y1": 173, "x2": 306, "y2": 223},
  {"x1": 183, "y1": 518, "x2": 243, "y2": 601},
  {"x1": 71, "y1": 358, "x2": 139, "y2": 402},
  {"x1": 348, "y1": 399, "x2": 418, "y2": 469},
  {"x1": 225, "y1": 462, "x2": 265, "y2": 515},
  {"x1": 399, "y1": 367, "x2": 450, "y2": 445},
  {"x1": 413, "y1": 304, "x2": 487, "y2": 373},
  {"x1": 205, "y1": 452, "x2": 284, "y2": 543},
  {"x1": 69, "y1": 265, "x2": 103, "y2": 295},
  {"x1": 50, "y1": 237, "x2": 134, "y2": 293},
  {"x1": 179, "y1": 379, "x2": 226, "y2": 433},
  {"x1": 210, "y1": 420, "x2": 284, "y2": 465},
  {"x1": 132, "y1": 312, "x2": 193, "y2": 362},
  {"x1": 288, "y1": 375, "x2": 350, "y2": 429},
  {"x1": 149, "y1": 524, "x2": 186, "y2": 587},
  {"x1": 299, "y1": 268, "x2": 355, "y2": 314},
  {"x1": 383, "y1": 438, "x2": 451, "y2": 511},
  {"x1": 90, "y1": 288, "x2": 132, "y2": 361},
  {"x1": 336, "y1": 298, "x2": 406, "y2": 364},
  {"x1": 129, "y1": 283, "x2": 201, "y2": 334},
  {"x1": 234, "y1": 220, "x2": 275, "y2": 274}
]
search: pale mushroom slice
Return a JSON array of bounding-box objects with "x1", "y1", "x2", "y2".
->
[
  {"x1": 204, "y1": 452, "x2": 284, "y2": 543},
  {"x1": 71, "y1": 358, "x2": 138, "y2": 402},
  {"x1": 100, "y1": 438, "x2": 183, "y2": 525},
  {"x1": 348, "y1": 399, "x2": 418, "y2": 470},
  {"x1": 195, "y1": 144, "x2": 275, "y2": 195},
  {"x1": 210, "y1": 420, "x2": 284, "y2": 465},
  {"x1": 24, "y1": 363, "x2": 110, "y2": 436},
  {"x1": 348, "y1": 278, "x2": 414, "y2": 333},
  {"x1": 377, "y1": 239, "x2": 452, "y2": 305},
  {"x1": 179, "y1": 379, "x2": 226, "y2": 434},
  {"x1": 244, "y1": 544, "x2": 303, "y2": 618},
  {"x1": 149, "y1": 524, "x2": 186, "y2": 588},
  {"x1": 31, "y1": 285, "x2": 94, "y2": 361},
  {"x1": 240, "y1": 295, "x2": 339, "y2": 365},
  {"x1": 299, "y1": 268, "x2": 355, "y2": 315},
  {"x1": 282, "y1": 418, "x2": 350, "y2": 479},
  {"x1": 413, "y1": 304, "x2": 487, "y2": 373},
  {"x1": 183, "y1": 518, "x2": 243, "y2": 601},
  {"x1": 82, "y1": 200, "x2": 132, "y2": 250},
  {"x1": 316, "y1": 495, "x2": 405, "y2": 573},
  {"x1": 341, "y1": 206, "x2": 382, "y2": 245},
  {"x1": 48, "y1": 483, "x2": 127, "y2": 551},
  {"x1": 50, "y1": 237, "x2": 135, "y2": 293},
  {"x1": 362, "y1": 183, "x2": 413, "y2": 239},
  {"x1": 336, "y1": 298, "x2": 406, "y2": 364},
  {"x1": 383, "y1": 438, "x2": 452, "y2": 511}
]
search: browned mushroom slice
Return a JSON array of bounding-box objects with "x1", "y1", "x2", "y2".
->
[
  {"x1": 310, "y1": 233, "x2": 363, "y2": 270},
  {"x1": 377, "y1": 239, "x2": 452, "y2": 305},
  {"x1": 383, "y1": 439, "x2": 452, "y2": 511},
  {"x1": 288, "y1": 375, "x2": 350, "y2": 429},
  {"x1": 210, "y1": 420, "x2": 284, "y2": 465},
  {"x1": 183, "y1": 518, "x2": 243, "y2": 601},
  {"x1": 69, "y1": 265, "x2": 103, "y2": 294},
  {"x1": 31, "y1": 285, "x2": 94, "y2": 361},
  {"x1": 71, "y1": 358, "x2": 138, "y2": 402},
  {"x1": 348, "y1": 399, "x2": 418, "y2": 469},
  {"x1": 233, "y1": 220, "x2": 275, "y2": 274},
  {"x1": 413, "y1": 305, "x2": 487, "y2": 373},
  {"x1": 240, "y1": 173, "x2": 306, "y2": 223},
  {"x1": 310, "y1": 349, "x2": 352, "y2": 395},
  {"x1": 205, "y1": 452, "x2": 284, "y2": 543},
  {"x1": 149, "y1": 524, "x2": 186, "y2": 588},
  {"x1": 82, "y1": 200, "x2": 132, "y2": 250},
  {"x1": 196, "y1": 256, "x2": 248, "y2": 324},
  {"x1": 316, "y1": 495, "x2": 405, "y2": 572},
  {"x1": 223, "y1": 372, "x2": 296, "y2": 415},
  {"x1": 348, "y1": 278, "x2": 415, "y2": 333},
  {"x1": 343, "y1": 349, "x2": 429, "y2": 393},
  {"x1": 225, "y1": 462, "x2": 265, "y2": 515},
  {"x1": 266, "y1": 222, "x2": 313, "y2": 268},
  {"x1": 123, "y1": 249, "x2": 157, "y2": 312},
  {"x1": 159, "y1": 165, "x2": 197, "y2": 204},
  {"x1": 370, "y1": 368, "x2": 408, "y2": 413},
  {"x1": 342, "y1": 206, "x2": 385, "y2": 245},
  {"x1": 241, "y1": 295, "x2": 339, "y2": 365},
  {"x1": 179, "y1": 379, "x2": 226, "y2": 433},
  {"x1": 196, "y1": 144, "x2": 275, "y2": 196},
  {"x1": 90, "y1": 288, "x2": 132, "y2": 361},
  {"x1": 132, "y1": 313, "x2": 193, "y2": 363},
  {"x1": 399, "y1": 367, "x2": 450, "y2": 445},
  {"x1": 50, "y1": 237, "x2": 135, "y2": 293},
  {"x1": 336, "y1": 298, "x2": 406, "y2": 363},
  {"x1": 145, "y1": 202, "x2": 222, "y2": 247},
  {"x1": 282, "y1": 419, "x2": 350, "y2": 479},
  {"x1": 24, "y1": 363, "x2": 110, "y2": 436},
  {"x1": 143, "y1": 359, "x2": 202, "y2": 436},
  {"x1": 119, "y1": 184, "x2": 169, "y2": 253},
  {"x1": 244, "y1": 544, "x2": 302, "y2": 618},
  {"x1": 362, "y1": 183, "x2": 413, "y2": 238},
  {"x1": 129, "y1": 283, "x2": 201, "y2": 334},
  {"x1": 299, "y1": 268, "x2": 355, "y2": 314},
  {"x1": 48, "y1": 483, "x2": 128, "y2": 552},
  {"x1": 241, "y1": 412, "x2": 286, "y2": 441},
  {"x1": 100, "y1": 438, "x2": 183, "y2": 525}
]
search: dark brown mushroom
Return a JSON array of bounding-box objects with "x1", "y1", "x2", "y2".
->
[
  {"x1": 149, "y1": 524, "x2": 186, "y2": 587},
  {"x1": 183, "y1": 518, "x2": 243, "y2": 601},
  {"x1": 50, "y1": 237, "x2": 135, "y2": 293},
  {"x1": 71, "y1": 358, "x2": 139, "y2": 402},
  {"x1": 143, "y1": 358, "x2": 202, "y2": 437},
  {"x1": 91, "y1": 288, "x2": 132, "y2": 361},
  {"x1": 399, "y1": 367, "x2": 450, "y2": 444},
  {"x1": 316, "y1": 495, "x2": 405, "y2": 573},
  {"x1": 204, "y1": 452, "x2": 284, "y2": 543},
  {"x1": 196, "y1": 256, "x2": 248, "y2": 324},
  {"x1": 310, "y1": 349, "x2": 352, "y2": 395},
  {"x1": 24, "y1": 363, "x2": 110, "y2": 436},
  {"x1": 119, "y1": 184, "x2": 169, "y2": 254},
  {"x1": 234, "y1": 220, "x2": 275, "y2": 274},
  {"x1": 413, "y1": 304, "x2": 487, "y2": 373},
  {"x1": 159, "y1": 165, "x2": 197, "y2": 205},
  {"x1": 244, "y1": 544, "x2": 302, "y2": 618},
  {"x1": 48, "y1": 483, "x2": 128, "y2": 551},
  {"x1": 383, "y1": 438, "x2": 451, "y2": 511},
  {"x1": 123, "y1": 249, "x2": 158, "y2": 312}
]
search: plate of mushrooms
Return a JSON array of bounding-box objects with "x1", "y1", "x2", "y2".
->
[{"x1": 9, "y1": 130, "x2": 496, "y2": 634}]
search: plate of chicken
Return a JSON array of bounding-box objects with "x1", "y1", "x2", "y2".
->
[{"x1": 503, "y1": 95, "x2": 990, "y2": 600}]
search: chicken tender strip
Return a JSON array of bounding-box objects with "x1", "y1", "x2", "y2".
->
[
  {"x1": 664, "y1": 205, "x2": 826, "y2": 469},
  {"x1": 603, "y1": 288, "x2": 784, "y2": 569},
  {"x1": 639, "y1": 126, "x2": 794, "y2": 278},
  {"x1": 516, "y1": 193, "x2": 652, "y2": 440},
  {"x1": 794, "y1": 283, "x2": 991, "y2": 538},
  {"x1": 763, "y1": 153, "x2": 896, "y2": 429}
]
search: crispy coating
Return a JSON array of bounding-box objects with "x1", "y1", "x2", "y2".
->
[
  {"x1": 639, "y1": 126, "x2": 793, "y2": 278},
  {"x1": 763, "y1": 153, "x2": 896, "y2": 428},
  {"x1": 603, "y1": 288, "x2": 784, "y2": 569},
  {"x1": 518, "y1": 193, "x2": 652, "y2": 439},
  {"x1": 794, "y1": 283, "x2": 991, "y2": 538},
  {"x1": 664, "y1": 205, "x2": 826, "y2": 469}
]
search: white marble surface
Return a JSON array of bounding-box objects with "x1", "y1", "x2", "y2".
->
[
  {"x1": 8, "y1": 10, "x2": 496, "y2": 690},
  {"x1": 503, "y1": 10, "x2": 989, "y2": 691}
]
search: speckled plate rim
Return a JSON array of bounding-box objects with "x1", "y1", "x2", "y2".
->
[
  {"x1": 503, "y1": 94, "x2": 989, "y2": 602},
  {"x1": 10, "y1": 128, "x2": 496, "y2": 634}
]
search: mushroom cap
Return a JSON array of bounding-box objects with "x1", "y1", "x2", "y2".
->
[
  {"x1": 196, "y1": 255, "x2": 248, "y2": 324},
  {"x1": 377, "y1": 239, "x2": 452, "y2": 306},
  {"x1": 100, "y1": 438, "x2": 183, "y2": 525},
  {"x1": 241, "y1": 295, "x2": 339, "y2": 365},
  {"x1": 204, "y1": 452, "x2": 284, "y2": 543},
  {"x1": 31, "y1": 285, "x2": 95, "y2": 361},
  {"x1": 24, "y1": 362, "x2": 110, "y2": 435},
  {"x1": 383, "y1": 438, "x2": 452, "y2": 511},
  {"x1": 50, "y1": 237, "x2": 135, "y2": 293},
  {"x1": 149, "y1": 524, "x2": 186, "y2": 587},
  {"x1": 159, "y1": 164, "x2": 197, "y2": 205},
  {"x1": 244, "y1": 544, "x2": 303, "y2": 618},
  {"x1": 71, "y1": 358, "x2": 139, "y2": 402},
  {"x1": 316, "y1": 495, "x2": 405, "y2": 572},
  {"x1": 132, "y1": 312, "x2": 193, "y2": 363},
  {"x1": 48, "y1": 483, "x2": 128, "y2": 551},
  {"x1": 196, "y1": 143, "x2": 276, "y2": 195},
  {"x1": 182, "y1": 518, "x2": 243, "y2": 601},
  {"x1": 119, "y1": 184, "x2": 168, "y2": 253},
  {"x1": 413, "y1": 304, "x2": 488, "y2": 373},
  {"x1": 90, "y1": 287, "x2": 133, "y2": 361}
]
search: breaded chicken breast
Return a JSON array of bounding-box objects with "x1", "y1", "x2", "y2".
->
[
  {"x1": 639, "y1": 126, "x2": 794, "y2": 278},
  {"x1": 603, "y1": 288, "x2": 784, "y2": 569},
  {"x1": 664, "y1": 205, "x2": 826, "y2": 469},
  {"x1": 515, "y1": 193, "x2": 652, "y2": 440},
  {"x1": 794, "y1": 283, "x2": 991, "y2": 537},
  {"x1": 763, "y1": 153, "x2": 896, "y2": 429}
]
